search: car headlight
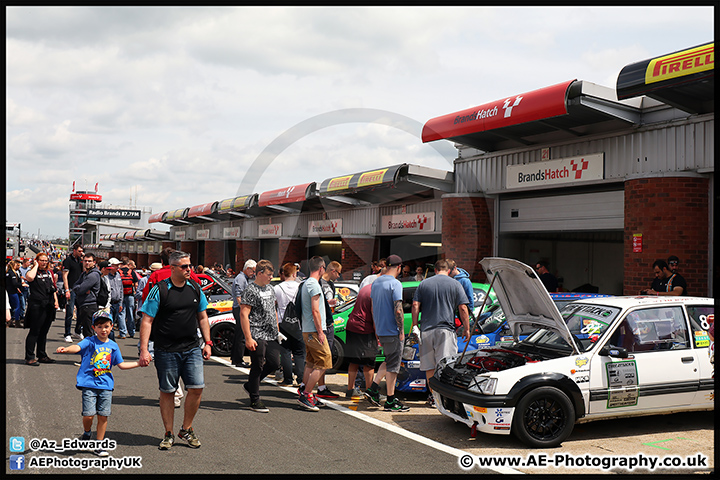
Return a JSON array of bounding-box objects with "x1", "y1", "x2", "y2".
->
[{"x1": 468, "y1": 376, "x2": 498, "y2": 395}]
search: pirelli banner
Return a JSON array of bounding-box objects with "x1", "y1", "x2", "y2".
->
[
  {"x1": 318, "y1": 165, "x2": 403, "y2": 197},
  {"x1": 617, "y1": 42, "x2": 713, "y2": 100}
]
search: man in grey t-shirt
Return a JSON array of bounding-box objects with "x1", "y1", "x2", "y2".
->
[
  {"x1": 231, "y1": 260, "x2": 256, "y2": 367},
  {"x1": 411, "y1": 259, "x2": 470, "y2": 400}
]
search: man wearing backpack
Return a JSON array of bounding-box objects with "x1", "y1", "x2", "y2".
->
[
  {"x1": 117, "y1": 258, "x2": 140, "y2": 339},
  {"x1": 138, "y1": 251, "x2": 212, "y2": 451}
]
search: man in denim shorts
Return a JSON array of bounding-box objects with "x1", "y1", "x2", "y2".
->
[{"x1": 139, "y1": 251, "x2": 212, "y2": 450}]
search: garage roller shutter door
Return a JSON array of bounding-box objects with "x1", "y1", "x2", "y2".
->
[{"x1": 499, "y1": 190, "x2": 624, "y2": 233}]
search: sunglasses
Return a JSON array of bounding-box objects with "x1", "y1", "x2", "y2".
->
[
  {"x1": 172, "y1": 264, "x2": 193, "y2": 270},
  {"x1": 669, "y1": 261, "x2": 678, "y2": 265}
]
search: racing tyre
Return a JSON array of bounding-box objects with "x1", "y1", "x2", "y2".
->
[
  {"x1": 329, "y1": 337, "x2": 346, "y2": 374},
  {"x1": 209, "y1": 322, "x2": 235, "y2": 357},
  {"x1": 512, "y1": 386, "x2": 575, "y2": 448}
]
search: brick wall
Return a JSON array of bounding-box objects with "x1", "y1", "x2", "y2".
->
[
  {"x1": 278, "y1": 239, "x2": 306, "y2": 267},
  {"x1": 442, "y1": 194, "x2": 494, "y2": 283},
  {"x1": 235, "y1": 240, "x2": 260, "y2": 273},
  {"x1": 341, "y1": 237, "x2": 378, "y2": 279},
  {"x1": 624, "y1": 176, "x2": 710, "y2": 296},
  {"x1": 203, "y1": 240, "x2": 225, "y2": 268},
  {"x1": 180, "y1": 241, "x2": 198, "y2": 264}
]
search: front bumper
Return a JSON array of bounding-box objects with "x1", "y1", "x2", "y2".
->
[{"x1": 429, "y1": 376, "x2": 515, "y2": 435}]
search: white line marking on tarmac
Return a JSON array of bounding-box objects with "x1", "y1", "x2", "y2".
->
[{"x1": 211, "y1": 356, "x2": 522, "y2": 474}]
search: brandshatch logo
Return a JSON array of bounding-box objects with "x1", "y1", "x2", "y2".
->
[
  {"x1": 570, "y1": 158, "x2": 589, "y2": 179},
  {"x1": 502, "y1": 96, "x2": 523, "y2": 118}
]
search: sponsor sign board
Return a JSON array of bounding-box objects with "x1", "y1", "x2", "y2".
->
[
  {"x1": 196, "y1": 229, "x2": 210, "y2": 240},
  {"x1": 381, "y1": 212, "x2": 435, "y2": 234},
  {"x1": 259, "y1": 224, "x2": 282, "y2": 238},
  {"x1": 87, "y1": 208, "x2": 142, "y2": 220},
  {"x1": 646, "y1": 43, "x2": 714, "y2": 85},
  {"x1": 223, "y1": 227, "x2": 241, "y2": 239},
  {"x1": 506, "y1": 153, "x2": 604, "y2": 190},
  {"x1": 308, "y1": 219, "x2": 342, "y2": 236}
]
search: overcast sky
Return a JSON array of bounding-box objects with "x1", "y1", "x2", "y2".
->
[{"x1": 6, "y1": 6, "x2": 714, "y2": 239}]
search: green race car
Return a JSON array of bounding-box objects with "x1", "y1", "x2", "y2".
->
[{"x1": 330, "y1": 281, "x2": 497, "y2": 372}]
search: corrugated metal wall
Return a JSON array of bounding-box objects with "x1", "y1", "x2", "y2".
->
[{"x1": 455, "y1": 116, "x2": 714, "y2": 193}]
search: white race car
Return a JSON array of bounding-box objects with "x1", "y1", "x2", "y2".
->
[{"x1": 429, "y1": 257, "x2": 714, "y2": 448}]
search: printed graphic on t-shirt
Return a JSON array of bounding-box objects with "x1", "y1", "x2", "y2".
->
[{"x1": 91, "y1": 346, "x2": 113, "y2": 377}]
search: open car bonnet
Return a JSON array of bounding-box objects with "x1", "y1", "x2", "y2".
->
[{"x1": 479, "y1": 257, "x2": 579, "y2": 355}]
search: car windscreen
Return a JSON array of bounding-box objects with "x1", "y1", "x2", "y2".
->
[{"x1": 561, "y1": 303, "x2": 622, "y2": 352}]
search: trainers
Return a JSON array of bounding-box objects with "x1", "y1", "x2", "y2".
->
[
  {"x1": 347, "y1": 387, "x2": 363, "y2": 399},
  {"x1": 94, "y1": 449, "x2": 109, "y2": 457},
  {"x1": 178, "y1": 427, "x2": 201, "y2": 448},
  {"x1": 384, "y1": 398, "x2": 410, "y2": 412},
  {"x1": 158, "y1": 431, "x2": 174, "y2": 450},
  {"x1": 426, "y1": 394, "x2": 436, "y2": 408},
  {"x1": 250, "y1": 400, "x2": 269, "y2": 413},
  {"x1": 64, "y1": 335, "x2": 73, "y2": 343},
  {"x1": 298, "y1": 392, "x2": 319, "y2": 412},
  {"x1": 316, "y1": 387, "x2": 340, "y2": 399},
  {"x1": 174, "y1": 397, "x2": 182, "y2": 408},
  {"x1": 364, "y1": 388, "x2": 382, "y2": 407}
]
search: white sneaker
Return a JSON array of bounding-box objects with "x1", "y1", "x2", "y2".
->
[
  {"x1": 174, "y1": 398, "x2": 181, "y2": 408},
  {"x1": 64, "y1": 335, "x2": 73, "y2": 343}
]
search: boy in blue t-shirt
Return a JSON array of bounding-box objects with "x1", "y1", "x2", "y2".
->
[{"x1": 56, "y1": 310, "x2": 143, "y2": 456}]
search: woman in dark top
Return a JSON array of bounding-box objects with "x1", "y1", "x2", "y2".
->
[
  {"x1": 5, "y1": 260, "x2": 23, "y2": 327},
  {"x1": 24, "y1": 253, "x2": 59, "y2": 366}
]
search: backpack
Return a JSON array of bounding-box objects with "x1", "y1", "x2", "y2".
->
[
  {"x1": 97, "y1": 277, "x2": 110, "y2": 308},
  {"x1": 279, "y1": 287, "x2": 303, "y2": 341}
]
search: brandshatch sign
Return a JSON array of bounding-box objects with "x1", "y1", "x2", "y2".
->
[
  {"x1": 87, "y1": 208, "x2": 141, "y2": 220},
  {"x1": 506, "y1": 153, "x2": 604, "y2": 190}
]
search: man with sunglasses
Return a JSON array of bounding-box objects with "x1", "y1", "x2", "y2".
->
[
  {"x1": 72, "y1": 253, "x2": 101, "y2": 338},
  {"x1": 138, "y1": 251, "x2": 211, "y2": 450},
  {"x1": 667, "y1": 255, "x2": 680, "y2": 274}
]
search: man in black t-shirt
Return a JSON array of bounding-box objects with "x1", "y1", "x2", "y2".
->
[
  {"x1": 535, "y1": 260, "x2": 558, "y2": 292},
  {"x1": 138, "y1": 251, "x2": 212, "y2": 451},
  {"x1": 642, "y1": 260, "x2": 687, "y2": 296},
  {"x1": 62, "y1": 244, "x2": 84, "y2": 341}
]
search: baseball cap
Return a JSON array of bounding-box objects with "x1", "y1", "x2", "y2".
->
[
  {"x1": 386, "y1": 254, "x2": 403, "y2": 267},
  {"x1": 92, "y1": 310, "x2": 112, "y2": 325},
  {"x1": 108, "y1": 257, "x2": 121, "y2": 266},
  {"x1": 149, "y1": 262, "x2": 162, "y2": 271},
  {"x1": 98, "y1": 260, "x2": 110, "y2": 269}
]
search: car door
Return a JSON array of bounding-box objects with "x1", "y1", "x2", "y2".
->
[
  {"x1": 685, "y1": 304, "x2": 714, "y2": 405},
  {"x1": 589, "y1": 306, "x2": 699, "y2": 415}
]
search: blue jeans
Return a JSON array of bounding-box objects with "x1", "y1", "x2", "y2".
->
[
  {"x1": 110, "y1": 301, "x2": 121, "y2": 326},
  {"x1": 154, "y1": 347, "x2": 205, "y2": 393},
  {"x1": 64, "y1": 290, "x2": 76, "y2": 336},
  {"x1": 117, "y1": 295, "x2": 135, "y2": 337},
  {"x1": 81, "y1": 388, "x2": 113, "y2": 417},
  {"x1": 7, "y1": 292, "x2": 21, "y2": 323}
]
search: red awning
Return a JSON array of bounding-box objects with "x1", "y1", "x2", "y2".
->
[
  {"x1": 422, "y1": 80, "x2": 574, "y2": 144},
  {"x1": 187, "y1": 202, "x2": 217, "y2": 218},
  {"x1": 258, "y1": 183, "x2": 313, "y2": 207},
  {"x1": 148, "y1": 212, "x2": 165, "y2": 224}
]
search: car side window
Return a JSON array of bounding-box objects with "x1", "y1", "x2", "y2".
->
[
  {"x1": 686, "y1": 305, "x2": 714, "y2": 349},
  {"x1": 608, "y1": 307, "x2": 690, "y2": 352}
]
